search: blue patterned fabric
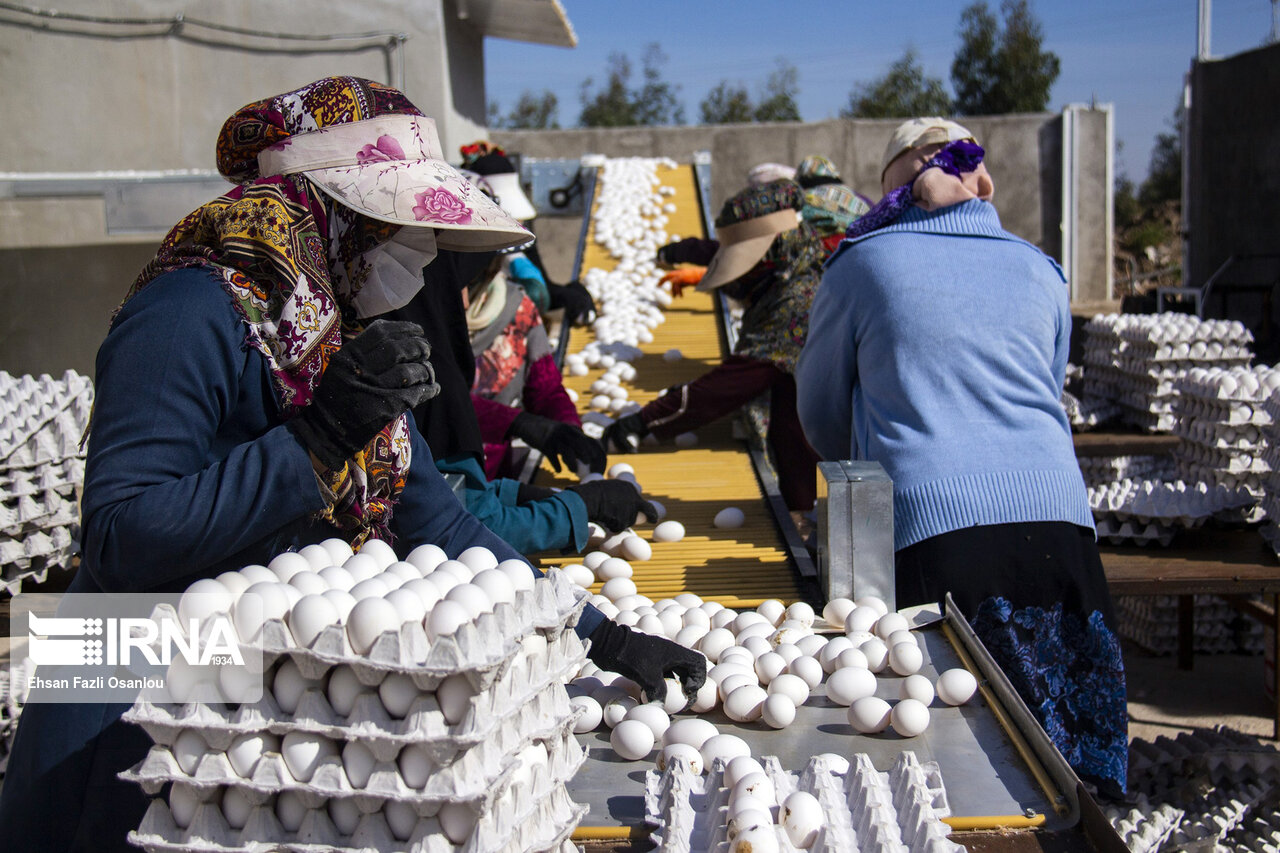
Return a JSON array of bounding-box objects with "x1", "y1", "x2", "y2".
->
[{"x1": 971, "y1": 596, "x2": 1128, "y2": 795}]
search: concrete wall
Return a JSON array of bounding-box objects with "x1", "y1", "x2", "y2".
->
[
  {"x1": 0, "y1": 0, "x2": 491, "y2": 171},
  {"x1": 1186, "y1": 42, "x2": 1280, "y2": 289},
  {"x1": 493, "y1": 109, "x2": 1113, "y2": 303}
]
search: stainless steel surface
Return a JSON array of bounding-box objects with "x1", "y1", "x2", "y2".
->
[
  {"x1": 524, "y1": 158, "x2": 590, "y2": 218},
  {"x1": 567, "y1": 623, "x2": 1064, "y2": 831},
  {"x1": 816, "y1": 461, "x2": 895, "y2": 608}
]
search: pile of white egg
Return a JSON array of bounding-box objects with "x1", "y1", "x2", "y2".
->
[
  {"x1": 121, "y1": 540, "x2": 589, "y2": 853},
  {"x1": 561, "y1": 592, "x2": 977, "y2": 764}
]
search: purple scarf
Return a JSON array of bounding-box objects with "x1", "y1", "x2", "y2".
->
[{"x1": 844, "y1": 140, "x2": 985, "y2": 241}]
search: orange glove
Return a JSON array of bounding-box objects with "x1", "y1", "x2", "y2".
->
[{"x1": 659, "y1": 266, "x2": 706, "y2": 297}]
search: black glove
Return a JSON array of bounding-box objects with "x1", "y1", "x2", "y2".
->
[
  {"x1": 601, "y1": 413, "x2": 649, "y2": 455},
  {"x1": 288, "y1": 320, "x2": 440, "y2": 469},
  {"x1": 546, "y1": 282, "x2": 596, "y2": 326},
  {"x1": 567, "y1": 480, "x2": 657, "y2": 533},
  {"x1": 587, "y1": 620, "x2": 707, "y2": 707},
  {"x1": 515, "y1": 482, "x2": 557, "y2": 504},
  {"x1": 508, "y1": 412, "x2": 606, "y2": 474}
]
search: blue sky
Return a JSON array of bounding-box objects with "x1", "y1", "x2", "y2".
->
[{"x1": 485, "y1": 0, "x2": 1276, "y2": 183}]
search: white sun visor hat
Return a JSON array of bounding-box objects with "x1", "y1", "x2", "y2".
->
[
  {"x1": 879, "y1": 117, "x2": 977, "y2": 183},
  {"x1": 256, "y1": 114, "x2": 533, "y2": 252}
]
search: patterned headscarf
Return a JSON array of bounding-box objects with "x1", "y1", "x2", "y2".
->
[
  {"x1": 121, "y1": 77, "x2": 424, "y2": 545},
  {"x1": 795, "y1": 155, "x2": 843, "y2": 189}
]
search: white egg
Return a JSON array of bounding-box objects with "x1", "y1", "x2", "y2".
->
[
  {"x1": 171, "y1": 729, "x2": 208, "y2": 775},
  {"x1": 342, "y1": 553, "x2": 380, "y2": 583},
  {"x1": 221, "y1": 786, "x2": 255, "y2": 829},
  {"x1": 439, "y1": 801, "x2": 477, "y2": 844},
  {"x1": 724, "y1": 685, "x2": 768, "y2": 722},
  {"x1": 177, "y1": 578, "x2": 234, "y2": 626},
  {"x1": 691, "y1": 676, "x2": 719, "y2": 712},
  {"x1": 760, "y1": 693, "x2": 797, "y2": 728},
  {"x1": 442, "y1": 584, "x2": 489, "y2": 621},
  {"x1": 602, "y1": 696, "x2": 638, "y2": 728},
  {"x1": 342, "y1": 740, "x2": 377, "y2": 788},
  {"x1": 497, "y1": 559, "x2": 537, "y2": 592},
  {"x1": 888, "y1": 642, "x2": 924, "y2": 676},
  {"x1": 611, "y1": 718, "x2": 656, "y2": 760},
  {"x1": 785, "y1": 601, "x2": 815, "y2": 627},
  {"x1": 619, "y1": 536, "x2": 653, "y2": 562},
  {"x1": 398, "y1": 742, "x2": 434, "y2": 789},
  {"x1": 874, "y1": 611, "x2": 910, "y2": 639},
  {"x1": 781, "y1": 791, "x2": 823, "y2": 849},
  {"x1": 826, "y1": 666, "x2": 876, "y2": 706},
  {"x1": 887, "y1": 629, "x2": 917, "y2": 649},
  {"x1": 844, "y1": 606, "x2": 880, "y2": 635},
  {"x1": 268, "y1": 551, "x2": 311, "y2": 583},
  {"x1": 624, "y1": 702, "x2": 671, "y2": 739},
  {"x1": 378, "y1": 672, "x2": 419, "y2": 718},
  {"x1": 571, "y1": 695, "x2": 603, "y2": 732},
  {"x1": 357, "y1": 538, "x2": 397, "y2": 569},
  {"x1": 818, "y1": 637, "x2": 855, "y2": 672},
  {"x1": 822, "y1": 598, "x2": 856, "y2": 628},
  {"x1": 732, "y1": 771, "x2": 776, "y2": 806},
  {"x1": 287, "y1": 593, "x2": 340, "y2": 648},
  {"x1": 384, "y1": 801, "x2": 419, "y2": 842},
  {"x1": 837, "y1": 648, "x2": 869, "y2": 671},
  {"x1": 232, "y1": 581, "x2": 291, "y2": 642},
  {"x1": 767, "y1": 673, "x2": 810, "y2": 706},
  {"x1": 891, "y1": 697, "x2": 931, "y2": 737},
  {"x1": 650, "y1": 520, "x2": 686, "y2": 544},
  {"x1": 732, "y1": 824, "x2": 780, "y2": 853},
  {"x1": 325, "y1": 665, "x2": 365, "y2": 716},
  {"x1": 328, "y1": 798, "x2": 361, "y2": 835},
  {"x1": 349, "y1": 577, "x2": 393, "y2": 600},
  {"x1": 272, "y1": 658, "x2": 317, "y2": 714},
  {"x1": 320, "y1": 537, "x2": 355, "y2": 566},
  {"x1": 937, "y1": 668, "x2": 978, "y2": 705},
  {"x1": 345, "y1": 597, "x2": 400, "y2": 654},
  {"x1": 384, "y1": 561, "x2": 421, "y2": 585},
  {"x1": 317, "y1": 565, "x2": 356, "y2": 592},
  {"x1": 280, "y1": 731, "x2": 337, "y2": 782},
  {"x1": 700, "y1": 733, "x2": 752, "y2": 770},
  {"x1": 662, "y1": 717, "x2": 719, "y2": 750},
  {"x1": 469, "y1": 568, "x2": 516, "y2": 606},
  {"x1": 675, "y1": 432, "x2": 698, "y2": 448},
  {"x1": 457, "y1": 546, "x2": 498, "y2": 574},
  {"x1": 601, "y1": 577, "x2": 638, "y2": 601},
  {"x1": 854, "y1": 596, "x2": 889, "y2": 617},
  {"x1": 848, "y1": 696, "x2": 893, "y2": 733},
  {"x1": 659, "y1": 742, "x2": 705, "y2": 773},
  {"x1": 437, "y1": 673, "x2": 474, "y2": 724},
  {"x1": 714, "y1": 507, "x2": 745, "y2": 528},
  {"x1": 859, "y1": 638, "x2": 890, "y2": 672},
  {"x1": 214, "y1": 571, "x2": 252, "y2": 596},
  {"x1": 226, "y1": 731, "x2": 278, "y2": 778},
  {"x1": 901, "y1": 673, "x2": 935, "y2": 706},
  {"x1": 168, "y1": 784, "x2": 200, "y2": 828},
  {"x1": 239, "y1": 564, "x2": 276, "y2": 585},
  {"x1": 786, "y1": 655, "x2": 824, "y2": 690},
  {"x1": 406, "y1": 543, "x2": 447, "y2": 574},
  {"x1": 297, "y1": 543, "x2": 334, "y2": 570}
]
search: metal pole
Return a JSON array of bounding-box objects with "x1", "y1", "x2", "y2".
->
[{"x1": 1198, "y1": 0, "x2": 1212, "y2": 60}]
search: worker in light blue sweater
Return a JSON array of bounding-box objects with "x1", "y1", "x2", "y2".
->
[{"x1": 797, "y1": 118, "x2": 1126, "y2": 797}]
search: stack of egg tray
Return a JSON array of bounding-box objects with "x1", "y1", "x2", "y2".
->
[
  {"x1": 1257, "y1": 390, "x2": 1280, "y2": 558},
  {"x1": 1086, "y1": 479, "x2": 1255, "y2": 547},
  {"x1": 0, "y1": 657, "x2": 31, "y2": 777},
  {"x1": 1105, "y1": 727, "x2": 1280, "y2": 853},
  {"x1": 0, "y1": 370, "x2": 93, "y2": 594},
  {"x1": 1170, "y1": 369, "x2": 1280, "y2": 520},
  {"x1": 122, "y1": 572, "x2": 591, "y2": 853},
  {"x1": 1116, "y1": 594, "x2": 1266, "y2": 655},
  {"x1": 1080, "y1": 314, "x2": 1253, "y2": 433},
  {"x1": 645, "y1": 753, "x2": 964, "y2": 853},
  {"x1": 1078, "y1": 455, "x2": 1177, "y2": 488}
]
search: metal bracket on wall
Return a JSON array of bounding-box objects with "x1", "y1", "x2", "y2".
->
[{"x1": 523, "y1": 158, "x2": 595, "y2": 218}]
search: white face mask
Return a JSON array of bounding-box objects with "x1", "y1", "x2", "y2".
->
[{"x1": 350, "y1": 226, "x2": 439, "y2": 318}]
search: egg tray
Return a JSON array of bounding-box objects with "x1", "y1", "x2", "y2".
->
[
  {"x1": 1174, "y1": 369, "x2": 1280, "y2": 404},
  {"x1": 1233, "y1": 810, "x2": 1280, "y2": 853},
  {"x1": 1114, "y1": 314, "x2": 1254, "y2": 345},
  {"x1": 1172, "y1": 395, "x2": 1274, "y2": 427},
  {"x1": 122, "y1": 708, "x2": 584, "y2": 812},
  {"x1": 1119, "y1": 408, "x2": 1177, "y2": 434},
  {"x1": 645, "y1": 753, "x2": 961, "y2": 853},
  {"x1": 0, "y1": 524, "x2": 76, "y2": 572},
  {"x1": 127, "y1": 739, "x2": 588, "y2": 853},
  {"x1": 250, "y1": 569, "x2": 588, "y2": 690},
  {"x1": 0, "y1": 552, "x2": 76, "y2": 595},
  {"x1": 0, "y1": 456, "x2": 83, "y2": 495},
  {"x1": 1173, "y1": 443, "x2": 1272, "y2": 474},
  {"x1": 0, "y1": 487, "x2": 78, "y2": 533},
  {"x1": 1174, "y1": 460, "x2": 1268, "y2": 496},
  {"x1": 1086, "y1": 478, "x2": 1254, "y2": 525},
  {"x1": 1115, "y1": 390, "x2": 1176, "y2": 415},
  {"x1": 0, "y1": 399, "x2": 93, "y2": 470},
  {"x1": 1078, "y1": 455, "x2": 1177, "y2": 486},
  {"x1": 0, "y1": 370, "x2": 93, "y2": 456},
  {"x1": 1101, "y1": 795, "x2": 1184, "y2": 853},
  {"x1": 1095, "y1": 517, "x2": 1177, "y2": 547},
  {"x1": 127, "y1": 660, "x2": 582, "y2": 767},
  {"x1": 1173, "y1": 419, "x2": 1266, "y2": 452},
  {"x1": 1061, "y1": 391, "x2": 1121, "y2": 431}
]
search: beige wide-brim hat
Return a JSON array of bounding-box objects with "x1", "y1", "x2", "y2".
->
[
  {"x1": 697, "y1": 208, "x2": 802, "y2": 292},
  {"x1": 879, "y1": 117, "x2": 978, "y2": 183},
  {"x1": 256, "y1": 114, "x2": 532, "y2": 252}
]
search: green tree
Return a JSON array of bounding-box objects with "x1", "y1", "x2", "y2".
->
[
  {"x1": 490, "y1": 90, "x2": 559, "y2": 130},
  {"x1": 579, "y1": 44, "x2": 683, "y2": 127},
  {"x1": 841, "y1": 49, "x2": 951, "y2": 119},
  {"x1": 951, "y1": 0, "x2": 1060, "y2": 114},
  {"x1": 1140, "y1": 98, "x2": 1184, "y2": 207},
  {"x1": 754, "y1": 60, "x2": 801, "y2": 123},
  {"x1": 700, "y1": 81, "x2": 754, "y2": 124}
]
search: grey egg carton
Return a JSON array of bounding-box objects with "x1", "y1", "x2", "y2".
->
[
  {"x1": 1160, "y1": 780, "x2": 1269, "y2": 851},
  {"x1": 1117, "y1": 391, "x2": 1177, "y2": 416},
  {"x1": 121, "y1": 711, "x2": 583, "y2": 810},
  {"x1": 0, "y1": 392, "x2": 93, "y2": 469},
  {"x1": 0, "y1": 370, "x2": 93, "y2": 459},
  {"x1": 1174, "y1": 420, "x2": 1265, "y2": 452},
  {"x1": 1230, "y1": 809, "x2": 1280, "y2": 853},
  {"x1": 1080, "y1": 455, "x2": 1178, "y2": 486},
  {"x1": 0, "y1": 552, "x2": 77, "y2": 596},
  {"x1": 1175, "y1": 462, "x2": 1267, "y2": 497},
  {"x1": 1174, "y1": 368, "x2": 1280, "y2": 405},
  {"x1": 1096, "y1": 517, "x2": 1177, "y2": 547},
  {"x1": 0, "y1": 486, "x2": 79, "y2": 531},
  {"x1": 241, "y1": 570, "x2": 588, "y2": 690},
  {"x1": 0, "y1": 524, "x2": 76, "y2": 572},
  {"x1": 0, "y1": 456, "x2": 84, "y2": 496},
  {"x1": 1129, "y1": 729, "x2": 1280, "y2": 797},
  {"x1": 1173, "y1": 444, "x2": 1271, "y2": 475},
  {"x1": 1063, "y1": 393, "x2": 1122, "y2": 431},
  {"x1": 1102, "y1": 795, "x2": 1184, "y2": 853},
  {"x1": 1087, "y1": 479, "x2": 1253, "y2": 526},
  {"x1": 128, "y1": 760, "x2": 587, "y2": 853},
  {"x1": 1121, "y1": 408, "x2": 1178, "y2": 434},
  {"x1": 645, "y1": 752, "x2": 962, "y2": 853},
  {"x1": 1173, "y1": 396, "x2": 1274, "y2": 427},
  {"x1": 126, "y1": 640, "x2": 584, "y2": 763}
]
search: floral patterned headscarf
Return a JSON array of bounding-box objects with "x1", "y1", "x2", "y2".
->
[{"x1": 121, "y1": 77, "x2": 425, "y2": 545}]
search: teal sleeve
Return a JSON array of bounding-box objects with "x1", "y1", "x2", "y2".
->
[{"x1": 434, "y1": 454, "x2": 589, "y2": 553}]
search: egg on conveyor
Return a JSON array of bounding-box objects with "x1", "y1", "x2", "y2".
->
[
  {"x1": 900, "y1": 673, "x2": 935, "y2": 706},
  {"x1": 890, "y1": 697, "x2": 931, "y2": 737},
  {"x1": 936, "y1": 667, "x2": 978, "y2": 705},
  {"x1": 825, "y1": 666, "x2": 876, "y2": 706},
  {"x1": 611, "y1": 718, "x2": 656, "y2": 760},
  {"x1": 760, "y1": 693, "x2": 796, "y2": 728},
  {"x1": 848, "y1": 696, "x2": 892, "y2": 733},
  {"x1": 714, "y1": 507, "x2": 745, "y2": 529}
]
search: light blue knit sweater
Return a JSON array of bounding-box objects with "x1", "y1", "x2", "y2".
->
[{"x1": 797, "y1": 199, "x2": 1094, "y2": 550}]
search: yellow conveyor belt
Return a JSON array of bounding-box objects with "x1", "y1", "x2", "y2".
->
[{"x1": 531, "y1": 164, "x2": 804, "y2": 608}]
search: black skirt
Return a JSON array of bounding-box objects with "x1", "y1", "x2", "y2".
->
[{"x1": 896, "y1": 521, "x2": 1128, "y2": 797}]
